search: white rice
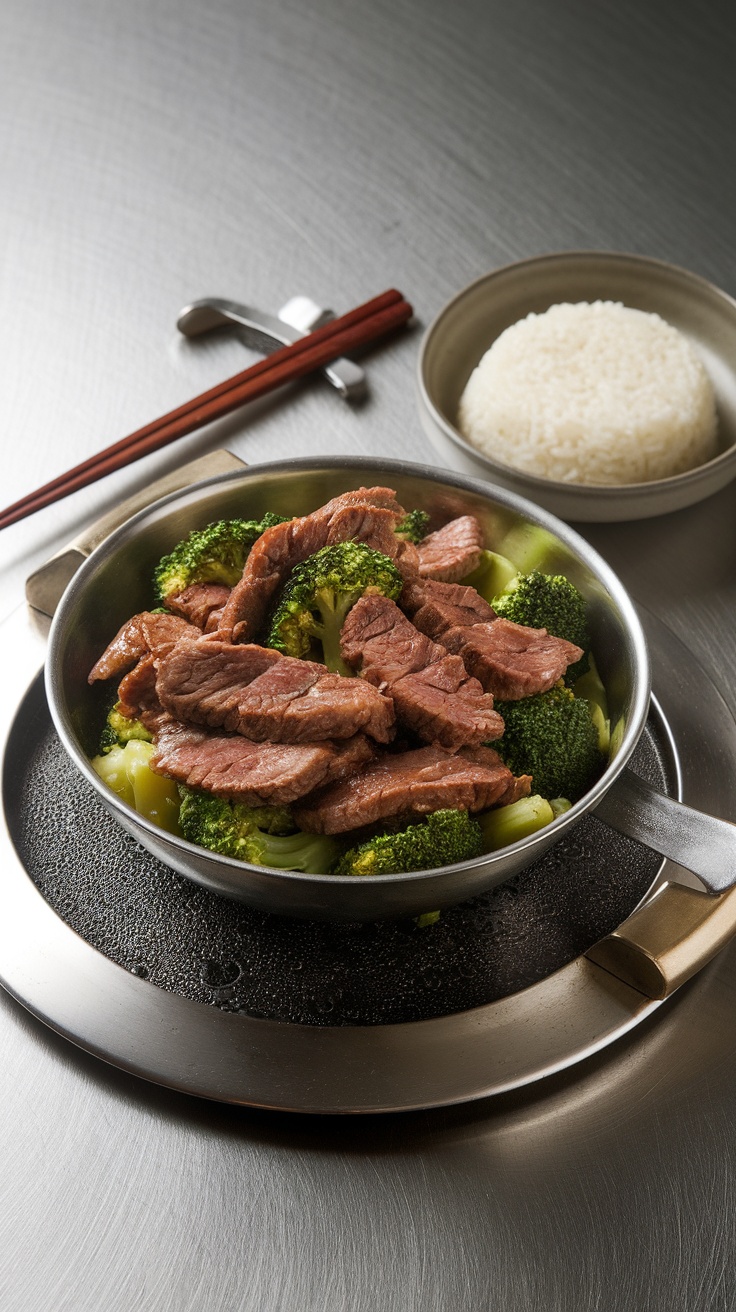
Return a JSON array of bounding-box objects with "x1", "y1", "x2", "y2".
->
[{"x1": 457, "y1": 300, "x2": 718, "y2": 485}]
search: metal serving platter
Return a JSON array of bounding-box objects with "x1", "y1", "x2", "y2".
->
[{"x1": 1, "y1": 590, "x2": 734, "y2": 1113}]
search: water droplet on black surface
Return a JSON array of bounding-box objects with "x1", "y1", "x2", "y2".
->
[
  {"x1": 9, "y1": 715, "x2": 670, "y2": 1028},
  {"x1": 200, "y1": 959, "x2": 242, "y2": 989}
]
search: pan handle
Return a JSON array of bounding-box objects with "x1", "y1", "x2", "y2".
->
[
  {"x1": 25, "y1": 448, "x2": 247, "y2": 618},
  {"x1": 588, "y1": 768, "x2": 736, "y2": 999},
  {"x1": 594, "y1": 768, "x2": 736, "y2": 895}
]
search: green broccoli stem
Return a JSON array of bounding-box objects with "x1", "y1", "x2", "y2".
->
[
  {"x1": 256, "y1": 832, "x2": 341, "y2": 873},
  {"x1": 311, "y1": 588, "x2": 359, "y2": 676},
  {"x1": 479, "y1": 795, "x2": 555, "y2": 851}
]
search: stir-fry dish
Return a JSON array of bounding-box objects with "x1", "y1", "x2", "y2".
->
[{"x1": 88, "y1": 487, "x2": 612, "y2": 877}]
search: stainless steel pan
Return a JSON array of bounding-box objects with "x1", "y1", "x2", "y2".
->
[{"x1": 44, "y1": 456, "x2": 734, "y2": 934}]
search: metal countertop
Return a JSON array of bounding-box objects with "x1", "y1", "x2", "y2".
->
[{"x1": 1, "y1": 0, "x2": 736, "y2": 1307}]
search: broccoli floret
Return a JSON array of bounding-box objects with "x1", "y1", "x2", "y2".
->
[
  {"x1": 495, "y1": 686, "x2": 602, "y2": 801},
  {"x1": 334, "y1": 809, "x2": 483, "y2": 877},
  {"x1": 266, "y1": 541, "x2": 404, "y2": 675},
  {"x1": 178, "y1": 788, "x2": 340, "y2": 874},
  {"x1": 91, "y1": 741, "x2": 181, "y2": 834},
  {"x1": 395, "y1": 509, "x2": 430, "y2": 543},
  {"x1": 492, "y1": 570, "x2": 590, "y2": 681},
  {"x1": 492, "y1": 570, "x2": 589, "y2": 649},
  {"x1": 99, "y1": 704, "x2": 153, "y2": 754},
  {"x1": 153, "y1": 512, "x2": 287, "y2": 602}
]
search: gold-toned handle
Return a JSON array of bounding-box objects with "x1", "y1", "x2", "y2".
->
[
  {"x1": 587, "y1": 880, "x2": 736, "y2": 999},
  {"x1": 25, "y1": 449, "x2": 247, "y2": 617}
]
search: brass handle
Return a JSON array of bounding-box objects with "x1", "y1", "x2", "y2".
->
[
  {"x1": 587, "y1": 881, "x2": 736, "y2": 999},
  {"x1": 25, "y1": 448, "x2": 247, "y2": 617}
]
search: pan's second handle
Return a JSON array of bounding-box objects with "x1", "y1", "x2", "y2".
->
[
  {"x1": 587, "y1": 881, "x2": 736, "y2": 1000},
  {"x1": 25, "y1": 449, "x2": 247, "y2": 618},
  {"x1": 594, "y1": 768, "x2": 736, "y2": 895},
  {"x1": 588, "y1": 768, "x2": 736, "y2": 998}
]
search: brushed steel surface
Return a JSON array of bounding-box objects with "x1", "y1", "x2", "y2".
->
[
  {"x1": 44, "y1": 457, "x2": 650, "y2": 919},
  {"x1": 417, "y1": 252, "x2": 736, "y2": 520},
  {"x1": 2, "y1": 0, "x2": 736, "y2": 1307}
]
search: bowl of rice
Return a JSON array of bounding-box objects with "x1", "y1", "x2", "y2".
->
[{"x1": 417, "y1": 252, "x2": 736, "y2": 521}]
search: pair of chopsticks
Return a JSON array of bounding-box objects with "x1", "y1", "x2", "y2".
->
[{"x1": 0, "y1": 288, "x2": 412, "y2": 531}]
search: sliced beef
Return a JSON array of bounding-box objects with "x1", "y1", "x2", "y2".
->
[
  {"x1": 155, "y1": 638, "x2": 395, "y2": 744},
  {"x1": 402, "y1": 577, "x2": 496, "y2": 636},
  {"x1": 150, "y1": 717, "x2": 376, "y2": 805},
  {"x1": 116, "y1": 654, "x2": 160, "y2": 723},
  {"x1": 217, "y1": 487, "x2": 405, "y2": 642},
  {"x1": 340, "y1": 595, "x2": 504, "y2": 749},
  {"x1": 416, "y1": 515, "x2": 484, "y2": 583},
  {"x1": 405, "y1": 579, "x2": 583, "y2": 700},
  {"x1": 437, "y1": 617, "x2": 583, "y2": 700},
  {"x1": 394, "y1": 538, "x2": 421, "y2": 584},
  {"x1": 88, "y1": 612, "x2": 198, "y2": 684},
  {"x1": 163, "y1": 583, "x2": 232, "y2": 631},
  {"x1": 294, "y1": 744, "x2": 532, "y2": 834}
]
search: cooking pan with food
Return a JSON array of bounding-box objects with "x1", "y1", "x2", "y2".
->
[{"x1": 45, "y1": 456, "x2": 732, "y2": 922}]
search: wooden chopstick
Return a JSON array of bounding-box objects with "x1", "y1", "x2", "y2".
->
[{"x1": 0, "y1": 289, "x2": 412, "y2": 530}]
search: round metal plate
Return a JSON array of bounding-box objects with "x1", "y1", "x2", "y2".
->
[{"x1": 1, "y1": 607, "x2": 734, "y2": 1112}]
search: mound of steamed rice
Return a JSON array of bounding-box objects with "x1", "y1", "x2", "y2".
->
[{"x1": 457, "y1": 301, "x2": 718, "y2": 485}]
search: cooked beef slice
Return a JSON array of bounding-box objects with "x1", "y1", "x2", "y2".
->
[
  {"x1": 88, "y1": 612, "x2": 198, "y2": 683},
  {"x1": 438, "y1": 617, "x2": 583, "y2": 700},
  {"x1": 416, "y1": 515, "x2": 484, "y2": 582},
  {"x1": 405, "y1": 581, "x2": 582, "y2": 699},
  {"x1": 294, "y1": 744, "x2": 531, "y2": 834},
  {"x1": 150, "y1": 717, "x2": 377, "y2": 805},
  {"x1": 217, "y1": 487, "x2": 405, "y2": 642},
  {"x1": 116, "y1": 654, "x2": 160, "y2": 722},
  {"x1": 340, "y1": 595, "x2": 504, "y2": 748},
  {"x1": 402, "y1": 577, "x2": 496, "y2": 636},
  {"x1": 163, "y1": 583, "x2": 232, "y2": 630},
  {"x1": 155, "y1": 638, "x2": 395, "y2": 744},
  {"x1": 393, "y1": 538, "x2": 421, "y2": 583}
]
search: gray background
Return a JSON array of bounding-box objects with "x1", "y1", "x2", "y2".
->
[{"x1": 2, "y1": 0, "x2": 736, "y2": 1308}]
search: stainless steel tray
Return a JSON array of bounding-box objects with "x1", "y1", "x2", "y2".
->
[{"x1": 2, "y1": 453, "x2": 735, "y2": 1112}]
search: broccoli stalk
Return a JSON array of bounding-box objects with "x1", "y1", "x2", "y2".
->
[
  {"x1": 496, "y1": 523, "x2": 563, "y2": 576},
  {"x1": 461, "y1": 549, "x2": 518, "y2": 601},
  {"x1": 178, "y1": 788, "x2": 341, "y2": 874},
  {"x1": 572, "y1": 654, "x2": 611, "y2": 751},
  {"x1": 334, "y1": 809, "x2": 483, "y2": 877},
  {"x1": 91, "y1": 741, "x2": 181, "y2": 834},
  {"x1": 495, "y1": 685, "x2": 603, "y2": 801},
  {"x1": 266, "y1": 541, "x2": 404, "y2": 675},
  {"x1": 153, "y1": 512, "x2": 287, "y2": 602},
  {"x1": 479, "y1": 794, "x2": 562, "y2": 851},
  {"x1": 491, "y1": 569, "x2": 590, "y2": 682},
  {"x1": 395, "y1": 509, "x2": 430, "y2": 544},
  {"x1": 294, "y1": 586, "x2": 357, "y2": 676}
]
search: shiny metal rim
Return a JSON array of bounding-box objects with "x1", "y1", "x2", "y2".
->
[{"x1": 2, "y1": 604, "x2": 734, "y2": 1112}]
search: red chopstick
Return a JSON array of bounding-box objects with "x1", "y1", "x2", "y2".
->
[{"x1": 0, "y1": 289, "x2": 412, "y2": 530}]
